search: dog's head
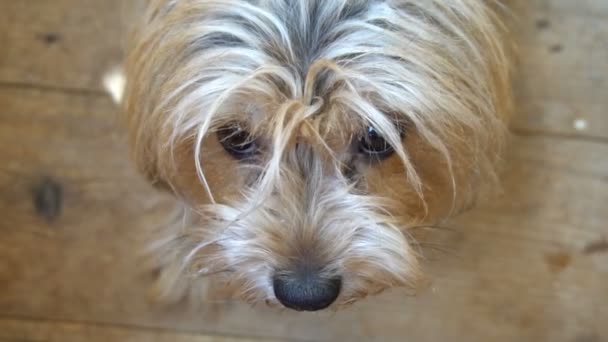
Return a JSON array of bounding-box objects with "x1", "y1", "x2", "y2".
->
[{"x1": 124, "y1": 0, "x2": 511, "y2": 311}]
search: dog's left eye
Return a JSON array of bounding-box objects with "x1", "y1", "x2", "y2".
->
[
  {"x1": 358, "y1": 126, "x2": 395, "y2": 158},
  {"x1": 217, "y1": 124, "x2": 258, "y2": 159}
]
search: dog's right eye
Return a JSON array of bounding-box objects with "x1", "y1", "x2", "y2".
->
[
  {"x1": 358, "y1": 126, "x2": 395, "y2": 159},
  {"x1": 217, "y1": 124, "x2": 258, "y2": 159}
]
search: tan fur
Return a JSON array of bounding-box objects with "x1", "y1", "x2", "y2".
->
[{"x1": 123, "y1": 0, "x2": 512, "y2": 310}]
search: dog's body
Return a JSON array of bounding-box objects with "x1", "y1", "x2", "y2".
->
[{"x1": 123, "y1": 0, "x2": 512, "y2": 311}]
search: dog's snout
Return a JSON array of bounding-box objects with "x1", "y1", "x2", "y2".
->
[{"x1": 273, "y1": 270, "x2": 341, "y2": 311}]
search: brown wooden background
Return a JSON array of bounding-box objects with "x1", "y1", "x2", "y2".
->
[{"x1": 1, "y1": 1, "x2": 607, "y2": 341}]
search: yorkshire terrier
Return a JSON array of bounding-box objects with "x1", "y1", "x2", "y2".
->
[{"x1": 122, "y1": 0, "x2": 512, "y2": 312}]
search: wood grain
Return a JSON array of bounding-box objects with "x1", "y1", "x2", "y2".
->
[
  {"x1": 0, "y1": 0, "x2": 607, "y2": 341},
  {"x1": 510, "y1": 0, "x2": 608, "y2": 140},
  {"x1": 0, "y1": 0, "x2": 128, "y2": 92},
  {"x1": 0, "y1": 317, "x2": 270, "y2": 342}
]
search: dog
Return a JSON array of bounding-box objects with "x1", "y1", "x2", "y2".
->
[{"x1": 122, "y1": 0, "x2": 512, "y2": 312}]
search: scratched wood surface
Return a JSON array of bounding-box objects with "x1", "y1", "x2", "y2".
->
[{"x1": 0, "y1": 1, "x2": 607, "y2": 341}]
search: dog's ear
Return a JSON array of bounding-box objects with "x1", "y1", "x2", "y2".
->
[
  {"x1": 101, "y1": 66, "x2": 171, "y2": 193},
  {"x1": 121, "y1": 74, "x2": 172, "y2": 194},
  {"x1": 137, "y1": 158, "x2": 172, "y2": 193},
  {"x1": 125, "y1": 118, "x2": 173, "y2": 193}
]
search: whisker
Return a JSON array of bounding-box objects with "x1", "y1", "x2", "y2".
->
[
  {"x1": 190, "y1": 268, "x2": 235, "y2": 278},
  {"x1": 403, "y1": 224, "x2": 460, "y2": 234}
]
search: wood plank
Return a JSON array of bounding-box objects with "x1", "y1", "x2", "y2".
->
[
  {"x1": 525, "y1": 0, "x2": 608, "y2": 15},
  {"x1": 0, "y1": 0, "x2": 129, "y2": 92},
  {"x1": 1, "y1": 85, "x2": 607, "y2": 341},
  {"x1": 510, "y1": 0, "x2": 608, "y2": 140},
  {"x1": 0, "y1": 317, "x2": 271, "y2": 342}
]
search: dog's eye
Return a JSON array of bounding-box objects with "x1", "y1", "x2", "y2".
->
[
  {"x1": 358, "y1": 126, "x2": 395, "y2": 158},
  {"x1": 217, "y1": 124, "x2": 258, "y2": 159}
]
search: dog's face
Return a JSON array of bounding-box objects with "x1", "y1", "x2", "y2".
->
[{"x1": 124, "y1": 0, "x2": 511, "y2": 311}]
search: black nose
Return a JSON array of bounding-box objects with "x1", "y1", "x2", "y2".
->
[{"x1": 273, "y1": 271, "x2": 341, "y2": 311}]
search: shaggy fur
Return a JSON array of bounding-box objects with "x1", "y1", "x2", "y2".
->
[{"x1": 123, "y1": 0, "x2": 512, "y2": 310}]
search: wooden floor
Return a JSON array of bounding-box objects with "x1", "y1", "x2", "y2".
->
[{"x1": 1, "y1": 1, "x2": 607, "y2": 341}]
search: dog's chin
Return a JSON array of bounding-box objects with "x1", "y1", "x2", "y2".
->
[{"x1": 125, "y1": 0, "x2": 512, "y2": 310}]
